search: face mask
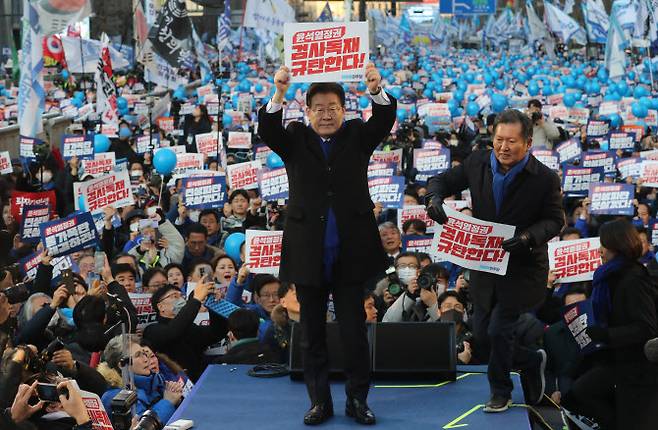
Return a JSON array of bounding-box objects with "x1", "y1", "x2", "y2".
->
[
  {"x1": 188, "y1": 210, "x2": 200, "y2": 222},
  {"x1": 131, "y1": 170, "x2": 143, "y2": 178},
  {"x1": 119, "y1": 128, "x2": 132, "y2": 139},
  {"x1": 171, "y1": 298, "x2": 186, "y2": 317},
  {"x1": 440, "y1": 309, "x2": 464, "y2": 323},
  {"x1": 449, "y1": 139, "x2": 459, "y2": 147},
  {"x1": 396, "y1": 267, "x2": 417, "y2": 286},
  {"x1": 41, "y1": 171, "x2": 53, "y2": 183}
]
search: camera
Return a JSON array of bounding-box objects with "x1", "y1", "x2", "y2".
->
[
  {"x1": 134, "y1": 410, "x2": 163, "y2": 430},
  {"x1": 0, "y1": 263, "x2": 21, "y2": 283},
  {"x1": 417, "y1": 263, "x2": 445, "y2": 291},
  {"x1": 456, "y1": 331, "x2": 474, "y2": 354},
  {"x1": 531, "y1": 111, "x2": 542, "y2": 123},
  {"x1": 111, "y1": 389, "x2": 138, "y2": 430},
  {"x1": 384, "y1": 266, "x2": 402, "y2": 296},
  {"x1": 2, "y1": 283, "x2": 30, "y2": 304}
]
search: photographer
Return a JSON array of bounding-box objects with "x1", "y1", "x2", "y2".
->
[
  {"x1": 127, "y1": 210, "x2": 185, "y2": 271},
  {"x1": 382, "y1": 253, "x2": 440, "y2": 322},
  {"x1": 437, "y1": 291, "x2": 475, "y2": 365},
  {"x1": 527, "y1": 99, "x2": 560, "y2": 149}
]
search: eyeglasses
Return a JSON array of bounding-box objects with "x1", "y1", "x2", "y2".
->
[
  {"x1": 311, "y1": 106, "x2": 341, "y2": 116},
  {"x1": 258, "y1": 293, "x2": 279, "y2": 300},
  {"x1": 396, "y1": 264, "x2": 418, "y2": 270},
  {"x1": 158, "y1": 291, "x2": 181, "y2": 304}
]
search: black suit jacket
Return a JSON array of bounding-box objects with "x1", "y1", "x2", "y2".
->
[
  {"x1": 427, "y1": 149, "x2": 565, "y2": 312},
  {"x1": 257, "y1": 94, "x2": 397, "y2": 287}
]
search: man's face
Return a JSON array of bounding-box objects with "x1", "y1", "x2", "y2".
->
[
  {"x1": 306, "y1": 92, "x2": 345, "y2": 138},
  {"x1": 78, "y1": 256, "x2": 94, "y2": 277},
  {"x1": 564, "y1": 293, "x2": 587, "y2": 306},
  {"x1": 364, "y1": 297, "x2": 378, "y2": 322},
  {"x1": 116, "y1": 272, "x2": 136, "y2": 293},
  {"x1": 638, "y1": 204, "x2": 650, "y2": 219},
  {"x1": 116, "y1": 255, "x2": 137, "y2": 271},
  {"x1": 493, "y1": 122, "x2": 531, "y2": 172},
  {"x1": 187, "y1": 232, "x2": 207, "y2": 256},
  {"x1": 200, "y1": 214, "x2": 219, "y2": 236},
  {"x1": 403, "y1": 195, "x2": 418, "y2": 206},
  {"x1": 231, "y1": 195, "x2": 249, "y2": 216},
  {"x1": 145, "y1": 273, "x2": 168, "y2": 293},
  {"x1": 280, "y1": 285, "x2": 300, "y2": 314},
  {"x1": 380, "y1": 227, "x2": 401, "y2": 254},
  {"x1": 255, "y1": 282, "x2": 280, "y2": 313},
  {"x1": 561, "y1": 233, "x2": 580, "y2": 242}
]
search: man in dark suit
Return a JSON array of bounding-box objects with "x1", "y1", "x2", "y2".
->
[
  {"x1": 425, "y1": 109, "x2": 564, "y2": 412},
  {"x1": 257, "y1": 64, "x2": 396, "y2": 425}
]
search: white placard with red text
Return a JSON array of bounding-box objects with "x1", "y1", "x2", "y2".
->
[
  {"x1": 430, "y1": 205, "x2": 515, "y2": 276},
  {"x1": 227, "y1": 131, "x2": 252, "y2": 149},
  {"x1": 80, "y1": 152, "x2": 115, "y2": 178},
  {"x1": 397, "y1": 205, "x2": 437, "y2": 234},
  {"x1": 284, "y1": 22, "x2": 369, "y2": 83},
  {"x1": 195, "y1": 132, "x2": 221, "y2": 156},
  {"x1": 245, "y1": 230, "x2": 283, "y2": 274},
  {"x1": 80, "y1": 170, "x2": 133, "y2": 213},
  {"x1": 640, "y1": 160, "x2": 658, "y2": 188},
  {"x1": 548, "y1": 238, "x2": 602, "y2": 284},
  {"x1": 227, "y1": 160, "x2": 261, "y2": 190},
  {"x1": 0, "y1": 151, "x2": 12, "y2": 174},
  {"x1": 173, "y1": 153, "x2": 204, "y2": 176}
]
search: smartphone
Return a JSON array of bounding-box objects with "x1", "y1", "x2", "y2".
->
[
  {"x1": 94, "y1": 251, "x2": 105, "y2": 274},
  {"x1": 199, "y1": 267, "x2": 209, "y2": 283},
  {"x1": 61, "y1": 269, "x2": 75, "y2": 295},
  {"x1": 36, "y1": 383, "x2": 60, "y2": 402}
]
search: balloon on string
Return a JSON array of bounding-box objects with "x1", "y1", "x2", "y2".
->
[
  {"x1": 453, "y1": 90, "x2": 465, "y2": 102},
  {"x1": 615, "y1": 81, "x2": 628, "y2": 96},
  {"x1": 202, "y1": 74, "x2": 212, "y2": 85},
  {"x1": 224, "y1": 232, "x2": 245, "y2": 263},
  {"x1": 563, "y1": 93, "x2": 576, "y2": 108},
  {"x1": 71, "y1": 98, "x2": 83, "y2": 108},
  {"x1": 491, "y1": 94, "x2": 508, "y2": 113},
  {"x1": 631, "y1": 102, "x2": 649, "y2": 118},
  {"x1": 222, "y1": 113, "x2": 233, "y2": 128},
  {"x1": 358, "y1": 96, "x2": 370, "y2": 109},
  {"x1": 173, "y1": 88, "x2": 186, "y2": 101},
  {"x1": 640, "y1": 96, "x2": 652, "y2": 108},
  {"x1": 285, "y1": 88, "x2": 295, "y2": 101},
  {"x1": 466, "y1": 101, "x2": 480, "y2": 116},
  {"x1": 255, "y1": 83, "x2": 263, "y2": 93},
  {"x1": 357, "y1": 82, "x2": 367, "y2": 92},
  {"x1": 390, "y1": 87, "x2": 403, "y2": 99},
  {"x1": 447, "y1": 99, "x2": 459, "y2": 116},
  {"x1": 484, "y1": 73, "x2": 494, "y2": 86},
  {"x1": 221, "y1": 84, "x2": 231, "y2": 93},
  {"x1": 239, "y1": 80, "x2": 251, "y2": 92},
  {"x1": 651, "y1": 98, "x2": 658, "y2": 110},
  {"x1": 153, "y1": 148, "x2": 178, "y2": 175},
  {"x1": 608, "y1": 113, "x2": 622, "y2": 128},
  {"x1": 628, "y1": 71, "x2": 636, "y2": 81},
  {"x1": 495, "y1": 79, "x2": 506, "y2": 91},
  {"x1": 396, "y1": 108, "x2": 408, "y2": 122},
  {"x1": 116, "y1": 97, "x2": 128, "y2": 110},
  {"x1": 634, "y1": 86, "x2": 649, "y2": 99},
  {"x1": 266, "y1": 152, "x2": 284, "y2": 169},
  {"x1": 61, "y1": 69, "x2": 69, "y2": 79},
  {"x1": 528, "y1": 82, "x2": 540, "y2": 96},
  {"x1": 94, "y1": 134, "x2": 111, "y2": 153}
]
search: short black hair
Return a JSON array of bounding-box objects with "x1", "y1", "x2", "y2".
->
[
  {"x1": 111, "y1": 263, "x2": 136, "y2": 279},
  {"x1": 187, "y1": 222, "x2": 208, "y2": 237},
  {"x1": 228, "y1": 308, "x2": 260, "y2": 340},
  {"x1": 394, "y1": 252, "x2": 420, "y2": 267},
  {"x1": 437, "y1": 290, "x2": 466, "y2": 309},
  {"x1": 559, "y1": 227, "x2": 582, "y2": 240},
  {"x1": 151, "y1": 284, "x2": 180, "y2": 315},
  {"x1": 402, "y1": 219, "x2": 427, "y2": 235},
  {"x1": 562, "y1": 283, "x2": 590, "y2": 305},
  {"x1": 143, "y1": 268, "x2": 167, "y2": 288},
  {"x1": 199, "y1": 209, "x2": 220, "y2": 223},
  {"x1": 493, "y1": 109, "x2": 533, "y2": 142},
  {"x1": 277, "y1": 282, "x2": 294, "y2": 299},
  {"x1": 252, "y1": 274, "x2": 281, "y2": 296},
  {"x1": 417, "y1": 252, "x2": 432, "y2": 263},
  {"x1": 229, "y1": 189, "x2": 250, "y2": 204},
  {"x1": 306, "y1": 83, "x2": 345, "y2": 107},
  {"x1": 527, "y1": 99, "x2": 542, "y2": 110},
  {"x1": 164, "y1": 262, "x2": 187, "y2": 280},
  {"x1": 73, "y1": 295, "x2": 106, "y2": 327}
]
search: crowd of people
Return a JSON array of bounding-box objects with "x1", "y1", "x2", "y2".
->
[{"x1": 1, "y1": 38, "x2": 658, "y2": 429}]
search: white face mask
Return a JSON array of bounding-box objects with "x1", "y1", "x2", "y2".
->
[
  {"x1": 188, "y1": 210, "x2": 200, "y2": 223},
  {"x1": 449, "y1": 139, "x2": 459, "y2": 147},
  {"x1": 131, "y1": 170, "x2": 143, "y2": 178},
  {"x1": 41, "y1": 171, "x2": 53, "y2": 183},
  {"x1": 396, "y1": 267, "x2": 417, "y2": 286}
]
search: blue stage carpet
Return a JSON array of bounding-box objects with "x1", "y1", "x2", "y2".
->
[{"x1": 168, "y1": 365, "x2": 531, "y2": 429}]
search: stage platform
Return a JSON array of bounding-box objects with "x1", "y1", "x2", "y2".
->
[{"x1": 167, "y1": 365, "x2": 532, "y2": 429}]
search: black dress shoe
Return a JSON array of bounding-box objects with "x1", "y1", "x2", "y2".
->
[
  {"x1": 303, "y1": 403, "x2": 334, "y2": 425},
  {"x1": 345, "y1": 397, "x2": 376, "y2": 425}
]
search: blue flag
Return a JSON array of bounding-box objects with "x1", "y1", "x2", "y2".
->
[
  {"x1": 217, "y1": 3, "x2": 232, "y2": 52},
  {"x1": 317, "y1": 2, "x2": 333, "y2": 22}
]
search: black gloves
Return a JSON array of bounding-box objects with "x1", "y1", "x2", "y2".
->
[
  {"x1": 426, "y1": 197, "x2": 448, "y2": 224},
  {"x1": 586, "y1": 326, "x2": 609, "y2": 343},
  {"x1": 502, "y1": 232, "x2": 533, "y2": 254}
]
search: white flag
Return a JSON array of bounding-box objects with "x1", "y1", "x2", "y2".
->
[
  {"x1": 543, "y1": 1, "x2": 587, "y2": 45},
  {"x1": 35, "y1": 0, "x2": 92, "y2": 37},
  {"x1": 95, "y1": 34, "x2": 119, "y2": 124},
  {"x1": 18, "y1": 0, "x2": 45, "y2": 138},
  {"x1": 605, "y1": 12, "x2": 629, "y2": 79},
  {"x1": 243, "y1": 0, "x2": 296, "y2": 34},
  {"x1": 62, "y1": 36, "x2": 130, "y2": 73},
  {"x1": 582, "y1": 0, "x2": 609, "y2": 44}
]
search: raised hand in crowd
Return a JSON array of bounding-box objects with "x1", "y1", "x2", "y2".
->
[
  {"x1": 193, "y1": 281, "x2": 214, "y2": 303},
  {"x1": 236, "y1": 264, "x2": 250, "y2": 285},
  {"x1": 272, "y1": 66, "x2": 291, "y2": 103},
  {"x1": 10, "y1": 382, "x2": 44, "y2": 424},
  {"x1": 57, "y1": 380, "x2": 92, "y2": 426},
  {"x1": 50, "y1": 285, "x2": 70, "y2": 308}
]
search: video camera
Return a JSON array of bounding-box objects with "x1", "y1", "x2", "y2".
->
[
  {"x1": 111, "y1": 389, "x2": 163, "y2": 430},
  {"x1": 21, "y1": 338, "x2": 66, "y2": 375},
  {"x1": 1, "y1": 283, "x2": 30, "y2": 305}
]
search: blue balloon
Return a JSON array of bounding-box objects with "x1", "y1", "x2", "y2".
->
[
  {"x1": 634, "y1": 85, "x2": 649, "y2": 99},
  {"x1": 239, "y1": 80, "x2": 251, "y2": 92},
  {"x1": 422, "y1": 88, "x2": 433, "y2": 99},
  {"x1": 528, "y1": 82, "x2": 540, "y2": 96},
  {"x1": 390, "y1": 87, "x2": 403, "y2": 99},
  {"x1": 285, "y1": 88, "x2": 295, "y2": 101},
  {"x1": 453, "y1": 90, "x2": 465, "y2": 102},
  {"x1": 597, "y1": 68, "x2": 608, "y2": 82},
  {"x1": 153, "y1": 148, "x2": 178, "y2": 175},
  {"x1": 357, "y1": 82, "x2": 367, "y2": 92},
  {"x1": 616, "y1": 81, "x2": 628, "y2": 96},
  {"x1": 255, "y1": 83, "x2": 264, "y2": 93},
  {"x1": 74, "y1": 91, "x2": 84, "y2": 100},
  {"x1": 563, "y1": 93, "x2": 576, "y2": 107},
  {"x1": 116, "y1": 97, "x2": 128, "y2": 110},
  {"x1": 495, "y1": 79, "x2": 506, "y2": 91},
  {"x1": 94, "y1": 134, "x2": 111, "y2": 153},
  {"x1": 266, "y1": 152, "x2": 284, "y2": 169},
  {"x1": 71, "y1": 98, "x2": 83, "y2": 108},
  {"x1": 640, "y1": 96, "x2": 652, "y2": 108},
  {"x1": 447, "y1": 99, "x2": 459, "y2": 115},
  {"x1": 466, "y1": 101, "x2": 479, "y2": 116},
  {"x1": 651, "y1": 98, "x2": 658, "y2": 110},
  {"x1": 358, "y1": 96, "x2": 370, "y2": 109},
  {"x1": 484, "y1": 73, "x2": 494, "y2": 86},
  {"x1": 224, "y1": 232, "x2": 246, "y2": 263},
  {"x1": 609, "y1": 113, "x2": 622, "y2": 128},
  {"x1": 221, "y1": 84, "x2": 231, "y2": 93},
  {"x1": 491, "y1": 94, "x2": 508, "y2": 113},
  {"x1": 222, "y1": 113, "x2": 233, "y2": 128},
  {"x1": 632, "y1": 102, "x2": 649, "y2": 118},
  {"x1": 61, "y1": 69, "x2": 69, "y2": 79}
]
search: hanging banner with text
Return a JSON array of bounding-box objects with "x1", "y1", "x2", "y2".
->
[
  {"x1": 284, "y1": 22, "x2": 369, "y2": 83},
  {"x1": 548, "y1": 237, "x2": 602, "y2": 283},
  {"x1": 430, "y1": 205, "x2": 515, "y2": 276},
  {"x1": 245, "y1": 229, "x2": 283, "y2": 274}
]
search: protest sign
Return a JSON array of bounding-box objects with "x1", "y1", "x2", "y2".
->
[
  {"x1": 586, "y1": 120, "x2": 609, "y2": 138},
  {"x1": 284, "y1": 22, "x2": 369, "y2": 83},
  {"x1": 40, "y1": 212, "x2": 99, "y2": 257},
  {"x1": 195, "y1": 132, "x2": 221, "y2": 156},
  {"x1": 652, "y1": 224, "x2": 658, "y2": 247},
  {"x1": 581, "y1": 151, "x2": 616, "y2": 174},
  {"x1": 19, "y1": 136, "x2": 39, "y2": 161},
  {"x1": 548, "y1": 237, "x2": 602, "y2": 283},
  {"x1": 402, "y1": 235, "x2": 434, "y2": 256},
  {"x1": 413, "y1": 147, "x2": 450, "y2": 183},
  {"x1": 368, "y1": 176, "x2": 405, "y2": 209},
  {"x1": 182, "y1": 176, "x2": 227, "y2": 209},
  {"x1": 641, "y1": 160, "x2": 658, "y2": 187},
  {"x1": 588, "y1": 183, "x2": 634, "y2": 216},
  {"x1": 430, "y1": 205, "x2": 515, "y2": 275},
  {"x1": 61, "y1": 134, "x2": 94, "y2": 160},
  {"x1": 608, "y1": 132, "x2": 634, "y2": 150},
  {"x1": 80, "y1": 389, "x2": 113, "y2": 430},
  {"x1": 371, "y1": 149, "x2": 403, "y2": 170},
  {"x1": 20, "y1": 205, "x2": 50, "y2": 243},
  {"x1": 555, "y1": 138, "x2": 582, "y2": 164},
  {"x1": 367, "y1": 162, "x2": 397, "y2": 178},
  {"x1": 100, "y1": 123, "x2": 117, "y2": 138},
  {"x1": 173, "y1": 153, "x2": 204, "y2": 176},
  {"x1": 254, "y1": 144, "x2": 273, "y2": 164},
  {"x1": 245, "y1": 230, "x2": 283, "y2": 274},
  {"x1": 80, "y1": 153, "x2": 116, "y2": 178},
  {"x1": 568, "y1": 107, "x2": 590, "y2": 125},
  {"x1": 20, "y1": 252, "x2": 73, "y2": 282},
  {"x1": 531, "y1": 149, "x2": 559, "y2": 171},
  {"x1": 129, "y1": 292, "x2": 157, "y2": 330},
  {"x1": 157, "y1": 117, "x2": 174, "y2": 133},
  {"x1": 227, "y1": 160, "x2": 261, "y2": 190},
  {"x1": 10, "y1": 190, "x2": 56, "y2": 222},
  {"x1": 562, "y1": 166, "x2": 604, "y2": 195},
  {"x1": 80, "y1": 171, "x2": 133, "y2": 213},
  {"x1": 617, "y1": 157, "x2": 642, "y2": 179},
  {"x1": 397, "y1": 205, "x2": 437, "y2": 234},
  {"x1": 227, "y1": 131, "x2": 252, "y2": 149},
  {"x1": 259, "y1": 167, "x2": 289, "y2": 201},
  {"x1": 136, "y1": 134, "x2": 160, "y2": 154},
  {"x1": 0, "y1": 151, "x2": 12, "y2": 174},
  {"x1": 562, "y1": 300, "x2": 600, "y2": 353}
]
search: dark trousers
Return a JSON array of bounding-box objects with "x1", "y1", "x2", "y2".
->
[
  {"x1": 472, "y1": 302, "x2": 539, "y2": 398},
  {"x1": 296, "y1": 280, "x2": 370, "y2": 406}
]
